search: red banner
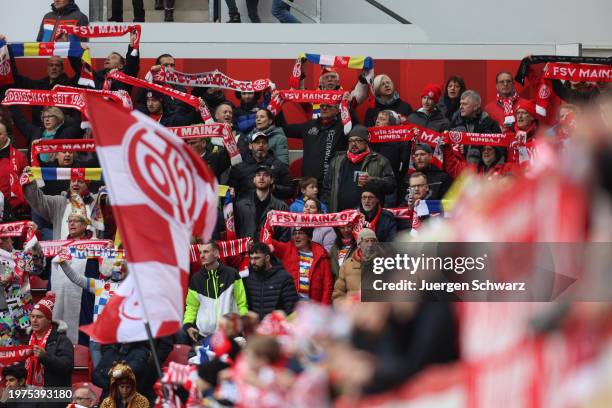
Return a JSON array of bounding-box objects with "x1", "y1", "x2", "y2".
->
[
  {"x1": 30, "y1": 139, "x2": 96, "y2": 166},
  {"x1": 369, "y1": 125, "x2": 516, "y2": 147},
  {"x1": 543, "y1": 62, "x2": 612, "y2": 82},
  {"x1": 447, "y1": 131, "x2": 515, "y2": 147},
  {"x1": 0, "y1": 346, "x2": 33, "y2": 367}
]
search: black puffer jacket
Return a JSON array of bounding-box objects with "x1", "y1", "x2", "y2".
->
[
  {"x1": 36, "y1": 0, "x2": 89, "y2": 42},
  {"x1": 408, "y1": 108, "x2": 450, "y2": 133},
  {"x1": 228, "y1": 152, "x2": 293, "y2": 199},
  {"x1": 282, "y1": 115, "x2": 349, "y2": 186},
  {"x1": 243, "y1": 265, "x2": 298, "y2": 321},
  {"x1": 37, "y1": 321, "x2": 74, "y2": 388}
]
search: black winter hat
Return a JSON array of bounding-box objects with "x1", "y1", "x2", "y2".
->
[{"x1": 362, "y1": 181, "x2": 384, "y2": 203}]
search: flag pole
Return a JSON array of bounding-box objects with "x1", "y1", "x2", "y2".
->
[{"x1": 127, "y1": 263, "x2": 170, "y2": 403}]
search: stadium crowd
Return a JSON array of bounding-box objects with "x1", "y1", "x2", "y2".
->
[{"x1": 0, "y1": 2, "x2": 612, "y2": 406}]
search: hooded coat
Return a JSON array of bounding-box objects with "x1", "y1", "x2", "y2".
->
[
  {"x1": 37, "y1": 0, "x2": 89, "y2": 42},
  {"x1": 27, "y1": 320, "x2": 74, "y2": 389},
  {"x1": 100, "y1": 363, "x2": 149, "y2": 408}
]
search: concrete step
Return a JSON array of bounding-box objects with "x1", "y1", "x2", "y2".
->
[{"x1": 116, "y1": 9, "x2": 210, "y2": 22}]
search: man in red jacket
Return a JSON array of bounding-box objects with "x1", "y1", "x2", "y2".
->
[
  {"x1": 271, "y1": 227, "x2": 333, "y2": 304},
  {"x1": 484, "y1": 71, "x2": 520, "y2": 130},
  {"x1": 0, "y1": 123, "x2": 28, "y2": 220}
]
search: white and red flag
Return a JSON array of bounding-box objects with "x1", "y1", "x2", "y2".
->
[{"x1": 80, "y1": 96, "x2": 217, "y2": 344}]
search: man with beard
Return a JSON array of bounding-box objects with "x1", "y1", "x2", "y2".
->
[
  {"x1": 321, "y1": 125, "x2": 395, "y2": 212},
  {"x1": 358, "y1": 184, "x2": 397, "y2": 243},
  {"x1": 242, "y1": 242, "x2": 298, "y2": 321},
  {"x1": 405, "y1": 144, "x2": 453, "y2": 200}
]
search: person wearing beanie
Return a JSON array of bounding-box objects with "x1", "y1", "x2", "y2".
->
[
  {"x1": 404, "y1": 144, "x2": 453, "y2": 200},
  {"x1": 484, "y1": 71, "x2": 521, "y2": 129},
  {"x1": 321, "y1": 125, "x2": 396, "y2": 212},
  {"x1": 407, "y1": 84, "x2": 450, "y2": 133},
  {"x1": 26, "y1": 291, "x2": 73, "y2": 395},
  {"x1": 449, "y1": 89, "x2": 501, "y2": 164},
  {"x1": 100, "y1": 362, "x2": 149, "y2": 408},
  {"x1": 364, "y1": 74, "x2": 413, "y2": 127},
  {"x1": 358, "y1": 182, "x2": 397, "y2": 243},
  {"x1": 138, "y1": 91, "x2": 193, "y2": 127},
  {"x1": 22, "y1": 168, "x2": 106, "y2": 346},
  {"x1": 269, "y1": 226, "x2": 333, "y2": 305},
  {"x1": 332, "y1": 228, "x2": 381, "y2": 305}
]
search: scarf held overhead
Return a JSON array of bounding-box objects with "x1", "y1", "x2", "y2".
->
[
  {"x1": 168, "y1": 123, "x2": 242, "y2": 165},
  {"x1": 58, "y1": 24, "x2": 142, "y2": 56},
  {"x1": 543, "y1": 62, "x2": 612, "y2": 82},
  {"x1": 267, "y1": 90, "x2": 352, "y2": 134},
  {"x1": 30, "y1": 138, "x2": 96, "y2": 166},
  {"x1": 0, "y1": 345, "x2": 33, "y2": 367},
  {"x1": 39, "y1": 239, "x2": 112, "y2": 257},
  {"x1": 8, "y1": 41, "x2": 94, "y2": 88},
  {"x1": 105, "y1": 71, "x2": 213, "y2": 123},
  {"x1": 53, "y1": 84, "x2": 133, "y2": 110},
  {"x1": 2, "y1": 88, "x2": 86, "y2": 112},
  {"x1": 289, "y1": 53, "x2": 374, "y2": 89},
  {"x1": 514, "y1": 55, "x2": 612, "y2": 85},
  {"x1": 154, "y1": 67, "x2": 274, "y2": 92}
]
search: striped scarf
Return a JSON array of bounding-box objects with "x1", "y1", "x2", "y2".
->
[
  {"x1": 289, "y1": 53, "x2": 374, "y2": 89},
  {"x1": 23, "y1": 167, "x2": 102, "y2": 187},
  {"x1": 8, "y1": 41, "x2": 94, "y2": 88}
]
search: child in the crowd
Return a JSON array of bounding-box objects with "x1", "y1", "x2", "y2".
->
[{"x1": 289, "y1": 177, "x2": 328, "y2": 214}]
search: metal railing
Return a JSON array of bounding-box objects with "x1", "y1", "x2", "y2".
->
[{"x1": 89, "y1": 0, "x2": 409, "y2": 24}]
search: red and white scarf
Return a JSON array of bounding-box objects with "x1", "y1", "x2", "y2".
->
[
  {"x1": 53, "y1": 84, "x2": 133, "y2": 110},
  {"x1": 7, "y1": 145, "x2": 26, "y2": 208},
  {"x1": 168, "y1": 123, "x2": 242, "y2": 165},
  {"x1": 543, "y1": 62, "x2": 612, "y2": 82},
  {"x1": 105, "y1": 71, "x2": 213, "y2": 123},
  {"x1": 2, "y1": 88, "x2": 86, "y2": 112},
  {"x1": 154, "y1": 67, "x2": 274, "y2": 92},
  {"x1": 362, "y1": 206, "x2": 382, "y2": 232},
  {"x1": 267, "y1": 90, "x2": 352, "y2": 134},
  {"x1": 496, "y1": 92, "x2": 519, "y2": 116},
  {"x1": 0, "y1": 221, "x2": 31, "y2": 238},
  {"x1": 0, "y1": 345, "x2": 34, "y2": 367},
  {"x1": 0, "y1": 40, "x2": 14, "y2": 86},
  {"x1": 58, "y1": 24, "x2": 141, "y2": 56},
  {"x1": 39, "y1": 239, "x2": 112, "y2": 257},
  {"x1": 30, "y1": 138, "x2": 96, "y2": 166},
  {"x1": 346, "y1": 147, "x2": 370, "y2": 164},
  {"x1": 26, "y1": 327, "x2": 51, "y2": 386},
  {"x1": 188, "y1": 238, "x2": 252, "y2": 263},
  {"x1": 259, "y1": 210, "x2": 363, "y2": 243}
]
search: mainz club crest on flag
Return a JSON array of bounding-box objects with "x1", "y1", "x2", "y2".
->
[{"x1": 80, "y1": 95, "x2": 218, "y2": 344}]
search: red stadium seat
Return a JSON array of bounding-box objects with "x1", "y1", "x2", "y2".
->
[
  {"x1": 72, "y1": 345, "x2": 92, "y2": 384},
  {"x1": 289, "y1": 158, "x2": 303, "y2": 179},
  {"x1": 29, "y1": 276, "x2": 48, "y2": 304},
  {"x1": 163, "y1": 344, "x2": 191, "y2": 367},
  {"x1": 72, "y1": 381, "x2": 103, "y2": 405}
]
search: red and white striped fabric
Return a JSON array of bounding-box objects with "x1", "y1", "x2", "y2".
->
[{"x1": 80, "y1": 95, "x2": 218, "y2": 344}]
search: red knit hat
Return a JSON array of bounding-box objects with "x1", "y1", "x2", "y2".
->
[
  {"x1": 33, "y1": 291, "x2": 56, "y2": 320},
  {"x1": 421, "y1": 83, "x2": 442, "y2": 104},
  {"x1": 515, "y1": 99, "x2": 539, "y2": 119}
]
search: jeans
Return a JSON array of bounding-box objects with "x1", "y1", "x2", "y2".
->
[
  {"x1": 90, "y1": 340, "x2": 102, "y2": 369},
  {"x1": 272, "y1": 0, "x2": 300, "y2": 23},
  {"x1": 225, "y1": 0, "x2": 260, "y2": 22}
]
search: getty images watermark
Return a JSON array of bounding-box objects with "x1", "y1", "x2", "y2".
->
[
  {"x1": 371, "y1": 253, "x2": 525, "y2": 293},
  {"x1": 359, "y1": 243, "x2": 611, "y2": 302}
]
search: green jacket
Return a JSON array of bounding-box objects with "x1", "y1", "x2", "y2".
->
[{"x1": 183, "y1": 264, "x2": 248, "y2": 336}]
